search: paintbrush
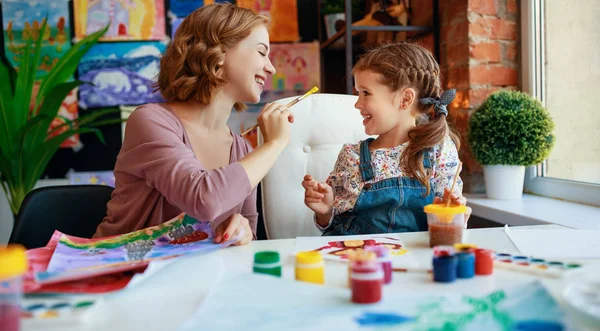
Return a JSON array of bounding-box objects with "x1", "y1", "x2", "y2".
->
[
  {"x1": 241, "y1": 86, "x2": 319, "y2": 136},
  {"x1": 445, "y1": 161, "x2": 463, "y2": 207}
]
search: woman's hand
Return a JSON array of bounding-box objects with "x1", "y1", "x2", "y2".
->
[
  {"x1": 213, "y1": 213, "x2": 252, "y2": 246},
  {"x1": 257, "y1": 102, "x2": 294, "y2": 147},
  {"x1": 302, "y1": 175, "x2": 334, "y2": 226},
  {"x1": 434, "y1": 188, "x2": 472, "y2": 229}
]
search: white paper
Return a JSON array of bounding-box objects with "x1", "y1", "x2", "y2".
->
[
  {"x1": 505, "y1": 227, "x2": 600, "y2": 259},
  {"x1": 293, "y1": 233, "x2": 419, "y2": 268},
  {"x1": 177, "y1": 273, "x2": 567, "y2": 331}
]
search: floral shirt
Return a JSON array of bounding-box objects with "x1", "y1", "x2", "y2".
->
[{"x1": 326, "y1": 135, "x2": 463, "y2": 217}]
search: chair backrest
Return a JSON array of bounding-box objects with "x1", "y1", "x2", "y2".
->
[
  {"x1": 259, "y1": 93, "x2": 371, "y2": 239},
  {"x1": 9, "y1": 185, "x2": 114, "y2": 249}
]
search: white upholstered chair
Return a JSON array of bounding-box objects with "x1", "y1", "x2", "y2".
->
[{"x1": 258, "y1": 93, "x2": 371, "y2": 239}]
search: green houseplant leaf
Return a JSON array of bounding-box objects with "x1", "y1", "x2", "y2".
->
[
  {"x1": 0, "y1": 22, "x2": 124, "y2": 217},
  {"x1": 467, "y1": 90, "x2": 556, "y2": 166}
]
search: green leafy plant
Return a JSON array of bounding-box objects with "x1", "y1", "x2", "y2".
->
[
  {"x1": 468, "y1": 90, "x2": 555, "y2": 166},
  {"x1": 0, "y1": 21, "x2": 124, "y2": 216}
]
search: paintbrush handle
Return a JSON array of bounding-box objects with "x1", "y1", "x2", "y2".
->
[
  {"x1": 445, "y1": 161, "x2": 463, "y2": 207},
  {"x1": 240, "y1": 96, "x2": 305, "y2": 136}
]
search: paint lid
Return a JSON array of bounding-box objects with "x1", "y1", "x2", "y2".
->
[
  {"x1": 296, "y1": 251, "x2": 323, "y2": 265},
  {"x1": 254, "y1": 251, "x2": 280, "y2": 265},
  {"x1": 0, "y1": 244, "x2": 28, "y2": 279},
  {"x1": 454, "y1": 243, "x2": 477, "y2": 252},
  {"x1": 424, "y1": 204, "x2": 467, "y2": 215}
]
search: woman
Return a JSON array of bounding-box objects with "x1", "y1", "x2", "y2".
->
[{"x1": 94, "y1": 3, "x2": 292, "y2": 246}]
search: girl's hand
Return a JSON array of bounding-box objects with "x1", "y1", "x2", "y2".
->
[
  {"x1": 213, "y1": 213, "x2": 252, "y2": 246},
  {"x1": 302, "y1": 174, "x2": 334, "y2": 217},
  {"x1": 434, "y1": 188, "x2": 472, "y2": 229}
]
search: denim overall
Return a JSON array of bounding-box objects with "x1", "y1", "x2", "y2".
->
[{"x1": 323, "y1": 138, "x2": 435, "y2": 236}]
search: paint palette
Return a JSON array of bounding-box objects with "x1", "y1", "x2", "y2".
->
[
  {"x1": 493, "y1": 252, "x2": 584, "y2": 278},
  {"x1": 19, "y1": 297, "x2": 98, "y2": 328}
]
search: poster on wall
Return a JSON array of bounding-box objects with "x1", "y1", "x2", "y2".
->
[
  {"x1": 73, "y1": 0, "x2": 166, "y2": 41},
  {"x1": 265, "y1": 42, "x2": 320, "y2": 92},
  {"x1": 236, "y1": 0, "x2": 299, "y2": 43},
  {"x1": 29, "y1": 83, "x2": 81, "y2": 149},
  {"x1": 78, "y1": 41, "x2": 166, "y2": 108},
  {"x1": 2, "y1": 0, "x2": 72, "y2": 79}
]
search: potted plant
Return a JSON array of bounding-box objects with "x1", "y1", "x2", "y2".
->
[
  {"x1": 467, "y1": 90, "x2": 555, "y2": 199},
  {"x1": 0, "y1": 21, "x2": 123, "y2": 220}
]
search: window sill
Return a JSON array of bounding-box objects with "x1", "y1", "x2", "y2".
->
[{"x1": 465, "y1": 193, "x2": 600, "y2": 229}]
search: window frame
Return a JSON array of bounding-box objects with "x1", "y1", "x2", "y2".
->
[{"x1": 521, "y1": 0, "x2": 600, "y2": 207}]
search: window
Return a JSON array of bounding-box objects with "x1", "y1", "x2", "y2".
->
[{"x1": 521, "y1": 0, "x2": 600, "y2": 207}]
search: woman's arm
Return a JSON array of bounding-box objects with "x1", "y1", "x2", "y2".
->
[{"x1": 121, "y1": 106, "x2": 254, "y2": 222}]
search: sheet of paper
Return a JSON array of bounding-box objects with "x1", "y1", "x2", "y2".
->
[
  {"x1": 178, "y1": 273, "x2": 566, "y2": 331},
  {"x1": 505, "y1": 226, "x2": 600, "y2": 259},
  {"x1": 293, "y1": 233, "x2": 419, "y2": 268}
]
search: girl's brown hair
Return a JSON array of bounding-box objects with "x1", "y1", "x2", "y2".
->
[
  {"x1": 352, "y1": 42, "x2": 460, "y2": 195},
  {"x1": 155, "y1": 3, "x2": 268, "y2": 111}
]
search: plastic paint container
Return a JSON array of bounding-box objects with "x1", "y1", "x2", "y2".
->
[
  {"x1": 425, "y1": 204, "x2": 467, "y2": 248},
  {"x1": 295, "y1": 251, "x2": 324, "y2": 284},
  {"x1": 253, "y1": 251, "x2": 281, "y2": 277},
  {"x1": 0, "y1": 245, "x2": 28, "y2": 331}
]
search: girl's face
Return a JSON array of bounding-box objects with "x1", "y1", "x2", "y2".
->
[
  {"x1": 221, "y1": 25, "x2": 276, "y2": 104},
  {"x1": 354, "y1": 69, "x2": 408, "y2": 136}
]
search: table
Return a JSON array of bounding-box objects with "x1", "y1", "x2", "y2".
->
[{"x1": 23, "y1": 225, "x2": 600, "y2": 331}]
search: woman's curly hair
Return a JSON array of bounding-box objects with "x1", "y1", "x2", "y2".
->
[{"x1": 155, "y1": 3, "x2": 268, "y2": 111}]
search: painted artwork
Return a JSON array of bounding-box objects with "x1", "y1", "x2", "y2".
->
[
  {"x1": 24, "y1": 231, "x2": 133, "y2": 294},
  {"x1": 179, "y1": 273, "x2": 567, "y2": 331},
  {"x1": 73, "y1": 0, "x2": 166, "y2": 41},
  {"x1": 36, "y1": 213, "x2": 235, "y2": 284},
  {"x1": 266, "y1": 42, "x2": 320, "y2": 92},
  {"x1": 169, "y1": 0, "x2": 204, "y2": 17},
  {"x1": 67, "y1": 170, "x2": 115, "y2": 187},
  {"x1": 78, "y1": 41, "x2": 166, "y2": 108},
  {"x1": 171, "y1": 17, "x2": 183, "y2": 39},
  {"x1": 236, "y1": 0, "x2": 299, "y2": 43},
  {"x1": 29, "y1": 83, "x2": 80, "y2": 149},
  {"x1": 2, "y1": 0, "x2": 71, "y2": 79},
  {"x1": 293, "y1": 234, "x2": 419, "y2": 268}
]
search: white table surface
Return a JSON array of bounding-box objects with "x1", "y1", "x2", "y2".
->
[{"x1": 23, "y1": 225, "x2": 600, "y2": 331}]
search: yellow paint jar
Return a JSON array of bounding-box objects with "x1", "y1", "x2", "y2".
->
[{"x1": 295, "y1": 251, "x2": 325, "y2": 284}]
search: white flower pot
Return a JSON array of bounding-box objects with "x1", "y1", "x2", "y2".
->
[{"x1": 483, "y1": 165, "x2": 526, "y2": 200}]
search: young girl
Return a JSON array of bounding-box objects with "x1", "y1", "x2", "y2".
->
[{"x1": 302, "y1": 42, "x2": 471, "y2": 236}]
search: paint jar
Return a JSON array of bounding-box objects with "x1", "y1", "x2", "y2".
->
[
  {"x1": 253, "y1": 251, "x2": 281, "y2": 277},
  {"x1": 0, "y1": 245, "x2": 28, "y2": 331},
  {"x1": 424, "y1": 204, "x2": 467, "y2": 248},
  {"x1": 432, "y1": 254, "x2": 458, "y2": 283},
  {"x1": 456, "y1": 251, "x2": 475, "y2": 279},
  {"x1": 295, "y1": 251, "x2": 324, "y2": 284},
  {"x1": 475, "y1": 249, "x2": 494, "y2": 275},
  {"x1": 364, "y1": 245, "x2": 392, "y2": 284},
  {"x1": 350, "y1": 255, "x2": 383, "y2": 304}
]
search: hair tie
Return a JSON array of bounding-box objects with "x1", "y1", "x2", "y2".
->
[{"x1": 419, "y1": 89, "x2": 456, "y2": 116}]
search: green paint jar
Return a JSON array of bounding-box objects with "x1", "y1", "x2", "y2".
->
[{"x1": 253, "y1": 251, "x2": 281, "y2": 277}]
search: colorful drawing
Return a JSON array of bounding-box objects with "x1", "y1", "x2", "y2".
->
[
  {"x1": 24, "y1": 231, "x2": 134, "y2": 294},
  {"x1": 293, "y1": 234, "x2": 419, "y2": 268},
  {"x1": 37, "y1": 213, "x2": 234, "y2": 284},
  {"x1": 169, "y1": 0, "x2": 204, "y2": 17},
  {"x1": 179, "y1": 273, "x2": 566, "y2": 331},
  {"x1": 29, "y1": 82, "x2": 80, "y2": 149},
  {"x1": 67, "y1": 170, "x2": 115, "y2": 187},
  {"x1": 236, "y1": 0, "x2": 299, "y2": 43},
  {"x1": 264, "y1": 42, "x2": 320, "y2": 92},
  {"x1": 2, "y1": 0, "x2": 71, "y2": 79},
  {"x1": 73, "y1": 0, "x2": 166, "y2": 41},
  {"x1": 78, "y1": 41, "x2": 166, "y2": 108}
]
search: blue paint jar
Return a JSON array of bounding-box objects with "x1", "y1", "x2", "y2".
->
[
  {"x1": 456, "y1": 252, "x2": 475, "y2": 278},
  {"x1": 432, "y1": 255, "x2": 457, "y2": 283}
]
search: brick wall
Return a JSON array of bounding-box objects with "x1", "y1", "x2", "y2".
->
[{"x1": 439, "y1": 0, "x2": 520, "y2": 193}]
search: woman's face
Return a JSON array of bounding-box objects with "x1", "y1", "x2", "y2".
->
[{"x1": 221, "y1": 25, "x2": 276, "y2": 104}]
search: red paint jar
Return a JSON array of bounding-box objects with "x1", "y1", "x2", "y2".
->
[
  {"x1": 475, "y1": 248, "x2": 494, "y2": 275},
  {"x1": 350, "y1": 260, "x2": 383, "y2": 304}
]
